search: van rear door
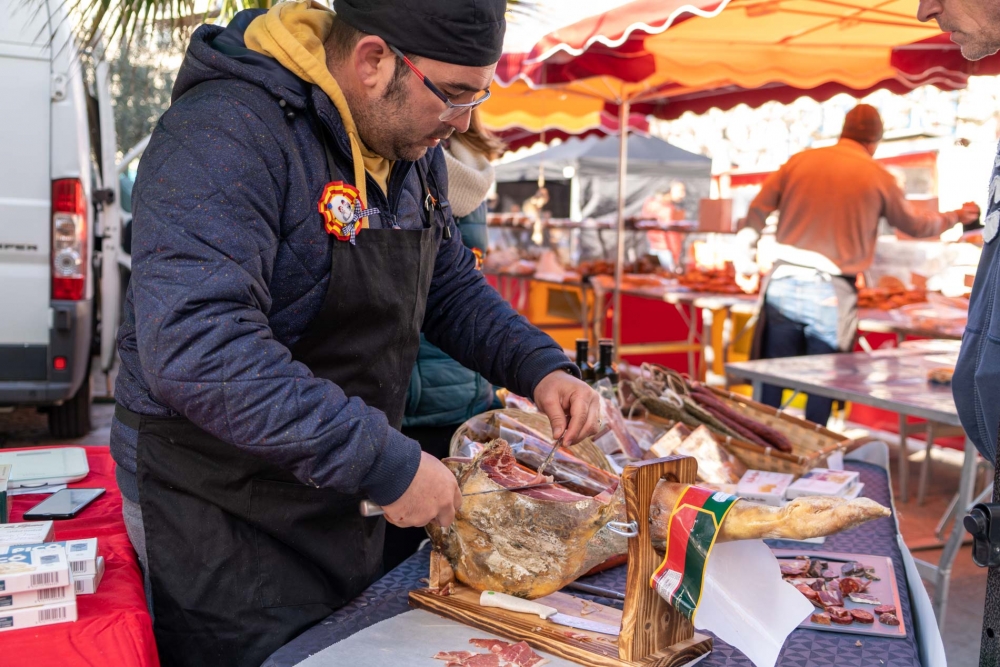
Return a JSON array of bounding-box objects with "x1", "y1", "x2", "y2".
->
[{"x1": 0, "y1": 4, "x2": 53, "y2": 361}]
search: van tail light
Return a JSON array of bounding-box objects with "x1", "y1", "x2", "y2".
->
[{"x1": 51, "y1": 179, "x2": 87, "y2": 301}]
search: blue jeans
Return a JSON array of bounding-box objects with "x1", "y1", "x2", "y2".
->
[{"x1": 760, "y1": 275, "x2": 840, "y2": 426}]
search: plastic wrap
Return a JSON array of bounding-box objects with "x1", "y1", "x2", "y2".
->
[
  {"x1": 592, "y1": 380, "x2": 644, "y2": 460},
  {"x1": 456, "y1": 437, "x2": 484, "y2": 459},
  {"x1": 623, "y1": 419, "x2": 665, "y2": 452}
]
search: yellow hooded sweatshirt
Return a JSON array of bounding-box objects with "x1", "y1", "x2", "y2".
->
[{"x1": 245, "y1": 1, "x2": 391, "y2": 222}]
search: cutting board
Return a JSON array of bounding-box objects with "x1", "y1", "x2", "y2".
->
[
  {"x1": 772, "y1": 549, "x2": 907, "y2": 639},
  {"x1": 292, "y1": 609, "x2": 580, "y2": 667},
  {"x1": 410, "y1": 584, "x2": 712, "y2": 667}
]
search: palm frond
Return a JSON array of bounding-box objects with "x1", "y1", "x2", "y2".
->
[
  {"x1": 35, "y1": 0, "x2": 537, "y2": 50},
  {"x1": 34, "y1": 0, "x2": 270, "y2": 51}
]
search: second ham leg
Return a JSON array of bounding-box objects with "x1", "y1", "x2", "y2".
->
[{"x1": 649, "y1": 480, "x2": 891, "y2": 547}]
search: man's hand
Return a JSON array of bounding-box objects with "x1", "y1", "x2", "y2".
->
[
  {"x1": 956, "y1": 202, "x2": 981, "y2": 225},
  {"x1": 533, "y1": 371, "x2": 601, "y2": 445},
  {"x1": 382, "y1": 452, "x2": 462, "y2": 528}
]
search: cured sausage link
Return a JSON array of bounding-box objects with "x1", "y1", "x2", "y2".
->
[
  {"x1": 689, "y1": 385, "x2": 794, "y2": 452},
  {"x1": 687, "y1": 393, "x2": 772, "y2": 448}
]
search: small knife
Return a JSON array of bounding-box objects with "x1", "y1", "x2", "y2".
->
[
  {"x1": 358, "y1": 482, "x2": 559, "y2": 517},
  {"x1": 479, "y1": 590, "x2": 621, "y2": 637}
]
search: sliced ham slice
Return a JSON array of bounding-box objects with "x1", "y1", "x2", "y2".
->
[
  {"x1": 465, "y1": 654, "x2": 502, "y2": 667},
  {"x1": 496, "y1": 641, "x2": 549, "y2": 667},
  {"x1": 469, "y1": 638, "x2": 512, "y2": 654},
  {"x1": 480, "y1": 448, "x2": 589, "y2": 502},
  {"x1": 433, "y1": 650, "x2": 477, "y2": 663}
]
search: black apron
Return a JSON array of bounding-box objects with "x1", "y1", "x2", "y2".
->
[{"x1": 127, "y1": 121, "x2": 443, "y2": 667}]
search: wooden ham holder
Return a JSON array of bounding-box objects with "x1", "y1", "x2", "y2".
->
[{"x1": 410, "y1": 455, "x2": 713, "y2": 667}]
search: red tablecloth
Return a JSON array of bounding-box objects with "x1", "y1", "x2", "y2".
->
[{"x1": 3, "y1": 446, "x2": 158, "y2": 667}]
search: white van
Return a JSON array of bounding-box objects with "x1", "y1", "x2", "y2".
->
[{"x1": 0, "y1": 1, "x2": 123, "y2": 437}]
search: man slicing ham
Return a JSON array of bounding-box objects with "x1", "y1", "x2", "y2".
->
[{"x1": 109, "y1": 2, "x2": 601, "y2": 665}]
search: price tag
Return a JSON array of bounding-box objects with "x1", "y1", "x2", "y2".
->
[{"x1": 826, "y1": 450, "x2": 845, "y2": 470}]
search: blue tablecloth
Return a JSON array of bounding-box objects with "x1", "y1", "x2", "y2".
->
[{"x1": 264, "y1": 461, "x2": 922, "y2": 667}]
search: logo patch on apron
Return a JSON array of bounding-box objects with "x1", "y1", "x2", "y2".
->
[{"x1": 318, "y1": 181, "x2": 379, "y2": 245}]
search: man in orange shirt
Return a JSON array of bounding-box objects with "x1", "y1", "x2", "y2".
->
[{"x1": 739, "y1": 105, "x2": 979, "y2": 425}]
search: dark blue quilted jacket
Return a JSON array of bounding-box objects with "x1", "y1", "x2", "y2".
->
[{"x1": 111, "y1": 12, "x2": 576, "y2": 506}]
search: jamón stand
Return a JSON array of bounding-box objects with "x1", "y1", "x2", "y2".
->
[{"x1": 411, "y1": 455, "x2": 713, "y2": 666}]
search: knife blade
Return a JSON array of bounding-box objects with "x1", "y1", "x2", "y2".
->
[
  {"x1": 359, "y1": 482, "x2": 561, "y2": 517},
  {"x1": 479, "y1": 590, "x2": 620, "y2": 636}
]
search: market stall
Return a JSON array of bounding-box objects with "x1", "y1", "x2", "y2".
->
[
  {"x1": 493, "y1": 133, "x2": 712, "y2": 222},
  {"x1": 485, "y1": 0, "x2": 998, "y2": 365}
]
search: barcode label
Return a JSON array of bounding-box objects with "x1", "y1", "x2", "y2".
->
[
  {"x1": 30, "y1": 572, "x2": 59, "y2": 587},
  {"x1": 71, "y1": 561, "x2": 87, "y2": 573},
  {"x1": 38, "y1": 607, "x2": 67, "y2": 622},
  {"x1": 653, "y1": 569, "x2": 683, "y2": 601},
  {"x1": 37, "y1": 587, "x2": 66, "y2": 601}
]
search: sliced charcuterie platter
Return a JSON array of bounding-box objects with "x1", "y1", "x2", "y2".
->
[{"x1": 773, "y1": 549, "x2": 906, "y2": 639}]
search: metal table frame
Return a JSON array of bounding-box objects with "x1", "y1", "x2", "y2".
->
[
  {"x1": 588, "y1": 275, "x2": 757, "y2": 379},
  {"x1": 725, "y1": 345, "x2": 975, "y2": 630},
  {"x1": 485, "y1": 270, "x2": 592, "y2": 337}
]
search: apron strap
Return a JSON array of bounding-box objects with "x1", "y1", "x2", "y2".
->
[{"x1": 415, "y1": 159, "x2": 450, "y2": 238}]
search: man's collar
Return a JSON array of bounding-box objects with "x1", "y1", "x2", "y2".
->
[{"x1": 837, "y1": 138, "x2": 871, "y2": 155}]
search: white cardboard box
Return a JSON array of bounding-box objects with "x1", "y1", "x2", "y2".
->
[
  {"x1": 0, "y1": 539, "x2": 98, "y2": 577},
  {"x1": 0, "y1": 599, "x2": 78, "y2": 632},
  {"x1": 73, "y1": 556, "x2": 104, "y2": 595},
  {"x1": 0, "y1": 464, "x2": 10, "y2": 523},
  {"x1": 785, "y1": 468, "x2": 860, "y2": 499},
  {"x1": 736, "y1": 470, "x2": 794, "y2": 506},
  {"x1": 0, "y1": 522, "x2": 55, "y2": 548},
  {"x1": 0, "y1": 544, "x2": 71, "y2": 594},
  {"x1": 0, "y1": 583, "x2": 75, "y2": 611}
]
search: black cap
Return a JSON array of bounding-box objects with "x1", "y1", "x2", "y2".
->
[{"x1": 333, "y1": 0, "x2": 507, "y2": 67}]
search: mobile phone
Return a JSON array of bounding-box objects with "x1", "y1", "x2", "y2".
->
[{"x1": 23, "y1": 488, "x2": 105, "y2": 520}]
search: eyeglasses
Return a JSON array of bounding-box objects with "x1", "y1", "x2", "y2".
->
[{"x1": 387, "y1": 44, "x2": 491, "y2": 122}]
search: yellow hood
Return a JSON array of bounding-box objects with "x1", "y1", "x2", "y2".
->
[{"x1": 245, "y1": 1, "x2": 391, "y2": 219}]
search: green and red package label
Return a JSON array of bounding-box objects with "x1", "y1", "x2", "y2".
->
[{"x1": 650, "y1": 485, "x2": 738, "y2": 622}]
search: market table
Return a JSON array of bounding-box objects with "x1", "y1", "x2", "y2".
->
[
  {"x1": 857, "y1": 308, "x2": 965, "y2": 345},
  {"x1": 589, "y1": 274, "x2": 757, "y2": 378},
  {"x1": 263, "y1": 448, "x2": 942, "y2": 667},
  {"x1": 725, "y1": 341, "x2": 973, "y2": 630},
  {"x1": 2, "y1": 445, "x2": 158, "y2": 667}
]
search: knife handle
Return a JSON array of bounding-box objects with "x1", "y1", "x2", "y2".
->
[
  {"x1": 359, "y1": 500, "x2": 384, "y2": 517},
  {"x1": 480, "y1": 591, "x2": 557, "y2": 619}
]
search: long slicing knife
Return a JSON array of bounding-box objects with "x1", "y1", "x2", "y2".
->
[
  {"x1": 359, "y1": 434, "x2": 571, "y2": 518},
  {"x1": 479, "y1": 590, "x2": 621, "y2": 636},
  {"x1": 358, "y1": 480, "x2": 559, "y2": 518}
]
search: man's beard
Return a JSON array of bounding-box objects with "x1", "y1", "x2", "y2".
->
[
  {"x1": 960, "y1": 38, "x2": 1000, "y2": 61},
  {"x1": 354, "y1": 86, "x2": 454, "y2": 162}
]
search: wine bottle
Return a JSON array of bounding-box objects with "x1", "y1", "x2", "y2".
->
[
  {"x1": 575, "y1": 339, "x2": 594, "y2": 383},
  {"x1": 595, "y1": 340, "x2": 619, "y2": 386}
]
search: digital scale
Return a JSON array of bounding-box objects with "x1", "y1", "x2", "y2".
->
[{"x1": 0, "y1": 448, "x2": 90, "y2": 488}]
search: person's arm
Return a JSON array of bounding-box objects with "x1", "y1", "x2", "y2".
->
[
  {"x1": 421, "y1": 150, "x2": 598, "y2": 442},
  {"x1": 745, "y1": 169, "x2": 784, "y2": 233},
  {"x1": 131, "y1": 90, "x2": 419, "y2": 507},
  {"x1": 881, "y1": 172, "x2": 979, "y2": 238},
  {"x1": 734, "y1": 169, "x2": 783, "y2": 276}
]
